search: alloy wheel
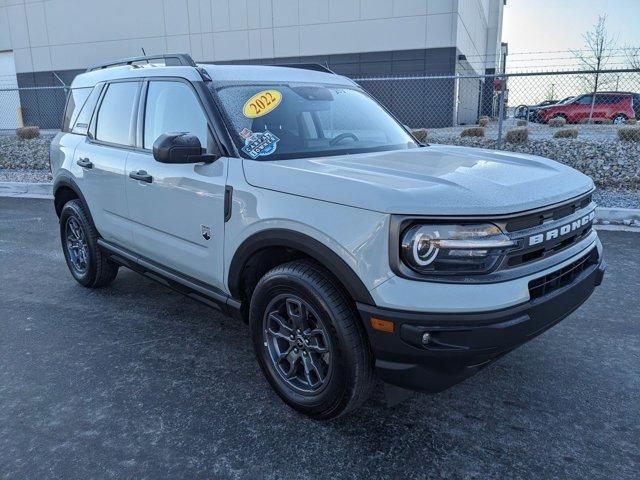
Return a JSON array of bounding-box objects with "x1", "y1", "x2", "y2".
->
[
  {"x1": 263, "y1": 294, "x2": 332, "y2": 394},
  {"x1": 65, "y1": 216, "x2": 89, "y2": 274}
]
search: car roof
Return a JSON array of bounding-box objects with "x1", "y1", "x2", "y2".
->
[
  {"x1": 70, "y1": 62, "x2": 356, "y2": 89},
  {"x1": 592, "y1": 91, "x2": 633, "y2": 96}
]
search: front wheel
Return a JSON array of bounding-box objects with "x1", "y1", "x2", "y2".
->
[{"x1": 249, "y1": 260, "x2": 374, "y2": 419}]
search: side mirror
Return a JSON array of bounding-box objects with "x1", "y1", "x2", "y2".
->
[{"x1": 152, "y1": 132, "x2": 218, "y2": 164}]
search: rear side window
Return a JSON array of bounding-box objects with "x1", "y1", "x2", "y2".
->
[
  {"x1": 71, "y1": 84, "x2": 103, "y2": 135},
  {"x1": 95, "y1": 82, "x2": 139, "y2": 146},
  {"x1": 62, "y1": 88, "x2": 91, "y2": 132},
  {"x1": 596, "y1": 94, "x2": 626, "y2": 104}
]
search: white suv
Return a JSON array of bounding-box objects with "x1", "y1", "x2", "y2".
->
[{"x1": 51, "y1": 54, "x2": 605, "y2": 419}]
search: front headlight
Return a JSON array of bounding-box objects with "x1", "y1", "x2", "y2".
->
[{"x1": 400, "y1": 223, "x2": 517, "y2": 275}]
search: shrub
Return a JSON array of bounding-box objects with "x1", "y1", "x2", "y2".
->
[
  {"x1": 618, "y1": 126, "x2": 640, "y2": 142},
  {"x1": 477, "y1": 116, "x2": 490, "y2": 127},
  {"x1": 548, "y1": 117, "x2": 566, "y2": 128},
  {"x1": 411, "y1": 128, "x2": 428, "y2": 143},
  {"x1": 16, "y1": 126, "x2": 40, "y2": 139},
  {"x1": 460, "y1": 127, "x2": 485, "y2": 137},
  {"x1": 625, "y1": 118, "x2": 637, "y2": 125},
  {"x1": 554, "y1": 128, "x2": 578, "y2": 139},
  {"x1": 516, "y1": 119, "x2": 527, "y2": 127},
  {"x1": 505, "y1": 127, "x2": 529, "y2": 143}
]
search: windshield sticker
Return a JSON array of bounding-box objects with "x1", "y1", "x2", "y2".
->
[
  {"x1": 240, "y1": 128, "x2": 280, "y2": 159},
  {"x1": 243, "y1": 90, "x2": 282, "y2": 118}
]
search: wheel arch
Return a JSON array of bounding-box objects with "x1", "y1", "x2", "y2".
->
[
  {"x1": 53, "y1": 174, "x2": 97, "y2": 230},
  {"x1": 228, "y1": 229, "x2": 375, "y2": 307}
]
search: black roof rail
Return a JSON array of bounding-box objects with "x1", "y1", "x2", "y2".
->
[
  {"x1": 271, "y1": 63, "x2": 336, "y2": 74},
  {"x1": 86, "y1": 53, "x2": 197, "y2": 72}
]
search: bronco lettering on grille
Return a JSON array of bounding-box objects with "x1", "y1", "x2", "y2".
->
[{"x1": 528, "y1": 210, "x2": 595, "y2": 247}]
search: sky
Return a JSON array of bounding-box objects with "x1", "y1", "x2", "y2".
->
[{"x1": 502, "y1": 0, "x2": 640, "y2": 72}]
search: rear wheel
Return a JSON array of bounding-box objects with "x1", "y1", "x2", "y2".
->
[
  {"x1": 612, "y1": 114, "x2": 628, "y2": 125},
  {"x1": 249, "y1": 260, "x2": 374, "y2": 419},
  {"x1": 60, "y1": 199, "x2": 119, "y2": 288}
]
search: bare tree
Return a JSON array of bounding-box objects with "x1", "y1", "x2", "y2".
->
[
  {"x1": 625, "y1": 45, "x2": 640, "y2": 69},
  {"x1": 571, "y1": 15, "x2": 617, "y2": 122}
]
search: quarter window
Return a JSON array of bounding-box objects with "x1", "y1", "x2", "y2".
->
[
  {"x1": 62, "y1": 87, "x2": 91, "y2": 132},
  {"x1": 143, "y1": 81, "x2": 209, "y2": 150},
  {"x1": 71, "y1": 85, "x2": 103, "y2": 135},
  {"x1": 95, "y1": 82, "x2": 139, "y2": 145}
]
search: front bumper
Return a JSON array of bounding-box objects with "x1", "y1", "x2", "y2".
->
[{"x1": 357, "y1": 252, "x2": 605, "y2": 393}]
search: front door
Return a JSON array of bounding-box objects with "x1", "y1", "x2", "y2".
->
[{"x1": 125, "y1": 80, "x2": 228, "y2": 289}]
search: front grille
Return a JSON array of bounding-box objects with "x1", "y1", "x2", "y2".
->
[
  {"x1": 528, "y1": 249, "x2": 598, "y2": 300},
  {"x1": 500, "y1": 192, "x2": 595, "y2": 269},
  {"x1": 504, "y1": 194, "x2": 592, "y2": 232},
  {"x1": 506, "y1": 224, "x2": 592, "y2": 267}
]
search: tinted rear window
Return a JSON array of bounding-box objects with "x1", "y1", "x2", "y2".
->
[{"x1": 95, "y1": 82, "x2": 139, "y2": 145}]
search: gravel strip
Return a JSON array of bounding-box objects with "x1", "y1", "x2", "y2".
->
[
  {"x1": 0, "y1": 135, "x2": 55, "y2": 170},
  {"x1": 0, "y1": 168, "x2": 53, "y2": 183},
  {"x1": 593, "y1": 188, "x2": 640, "y2": 209}
]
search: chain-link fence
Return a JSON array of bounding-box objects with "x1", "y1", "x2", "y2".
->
[
  {"x1": 1, "y1": 68, "x2": 639, "y2": 145},
  {"x1": 0, "y1": 86, "x2": 67, "y2": 132},
  {"x1": 354, "y1": 68, "x2": 640, "y2": 147}
]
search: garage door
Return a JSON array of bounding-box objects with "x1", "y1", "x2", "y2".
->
[{"x1": 0, "y1": 50, "x2": 21, "y2": 129}]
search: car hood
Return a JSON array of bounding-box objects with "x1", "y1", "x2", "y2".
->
[{"x1": 242, "y1": 145, "x2": 594, "y2": 215}]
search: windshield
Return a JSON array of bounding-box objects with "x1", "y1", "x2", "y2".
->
[{"x1": 210, "y1": 83, "x2": 418, "y2": 160}]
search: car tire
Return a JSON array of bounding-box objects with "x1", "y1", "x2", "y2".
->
[
  {"x1": 60, "y1": 199, "x2": 119, "y2": 288},
  {"x1": 551, "y1": 113, "x2": 567, "y2": 123},
  {"x1": 249, "y1": 260, "x2": 375, "y2": 420},
  {"x1": 612, "y1": 114, "x2": 627, "y2": 125}
]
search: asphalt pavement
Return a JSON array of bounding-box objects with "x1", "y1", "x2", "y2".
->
[{"x1": 1, "y1": 197, "x2": 638, "y2": 479}]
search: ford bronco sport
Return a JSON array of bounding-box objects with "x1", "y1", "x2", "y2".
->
[{"x1": 51, "y1": 54, "x2": 605, "y2": 419}]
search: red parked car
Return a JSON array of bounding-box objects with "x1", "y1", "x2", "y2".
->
[{"x1": 537, "y1": 92, "x2": 639, "y2": 125}]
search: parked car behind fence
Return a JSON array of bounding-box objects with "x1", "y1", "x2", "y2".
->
[{"x1": 536, "y1": 92, "x2": 639, "y2": 125}]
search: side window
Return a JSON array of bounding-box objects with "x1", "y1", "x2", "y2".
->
[
  {"x1": 143, "y1": 81, "x2": 209, "y2": 150},
  {"x1": 62, "y1": 88, "x2": 91, "y2": 132},
  {"x1": 577, "y1": 95, "x2": 593, "y2": 105},
  {"x1": 71, "y1": 84, "x2": 103, "y2": 135},
  {"x1": 95, "y1": 82, "x2": 139, "y2": 145}
]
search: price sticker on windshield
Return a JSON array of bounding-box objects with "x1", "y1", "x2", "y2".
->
[{"x1": 243, "y1": 90, "x2": 282, "y2": 118}]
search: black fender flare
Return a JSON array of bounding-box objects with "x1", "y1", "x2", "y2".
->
[
  {"x1": 52, "y1": 173, "x2": 97, "y2": 230},
  {"x1": 228, "y1": 229, "x2": 375, "y2": 305}
]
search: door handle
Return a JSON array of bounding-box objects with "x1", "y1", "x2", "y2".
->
[
  {"x1": 129, "y1": 170, "x2": 153, "y2": 183},
  {"x1": 77, "y1": 157, "x2": 93, "y2": 169}
]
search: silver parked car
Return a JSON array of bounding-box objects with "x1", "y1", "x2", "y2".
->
[{"x1": 51, "y1": 54, "x2": 605, "y2": 419}]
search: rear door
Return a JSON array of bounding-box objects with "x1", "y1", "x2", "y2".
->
[
  {"x1": 592, "y1": 94, "x2": 610, "y2": 120},
  {"x1": 125, "y1": 79, "x2": 228, "y2": 289},
  {"x1": 73, "y1": 80, "x2": 141, "y2": 250}
]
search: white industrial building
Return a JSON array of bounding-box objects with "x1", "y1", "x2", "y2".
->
[{"x1": 0, "y1": 0, "x2": 506, "y2": 128}]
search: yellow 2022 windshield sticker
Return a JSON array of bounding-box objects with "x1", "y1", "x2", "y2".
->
[{"x1": 243, "y1": 90, "x2": 282, "y2": 118}]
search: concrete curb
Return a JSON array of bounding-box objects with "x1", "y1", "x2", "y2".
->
[
  {"x1": 0, "y1": 182, "x2": 53, "y2": 199},
  {"x1": 1, "y1": 181, "x2": 639, "y2": 227}
]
